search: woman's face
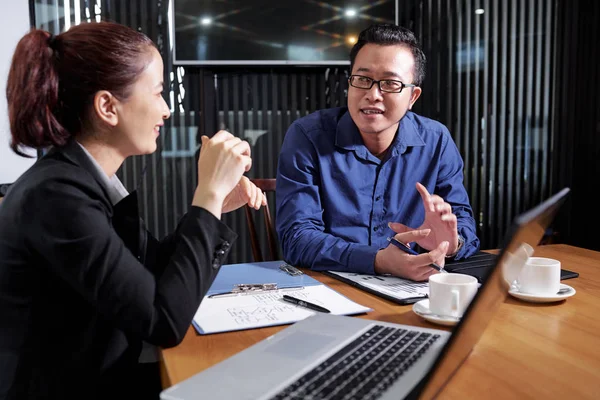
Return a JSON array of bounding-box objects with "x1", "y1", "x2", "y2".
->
[{"x1": 113, "y1": 47, "x2": 170, "y2": 156}]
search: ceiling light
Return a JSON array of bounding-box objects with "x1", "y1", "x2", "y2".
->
[
  {"x1": 475, "y1": 9, "x2": 484, "y2": 15},
  {"x1": 345, "y1": 9, "x2": 357, "y2": 18},
  {"x1": 201, "y1": 17, "x2": 212, "y2": 25},
  {"x1": 347, "y1": 36, "x2": 357, "y2": 44}
]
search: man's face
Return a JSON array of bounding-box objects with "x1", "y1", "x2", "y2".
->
[{"x1": 348, "y1": 44, "x2": 422, "y2": 139}]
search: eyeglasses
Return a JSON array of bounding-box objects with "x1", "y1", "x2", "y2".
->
[{"x1": 348, "y1": 75, "x2": 417, "y2": 93}]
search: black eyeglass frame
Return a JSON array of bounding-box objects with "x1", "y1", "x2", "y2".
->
[{"x1": 348, "y1": 74, "x2": 417, "y2": 93}]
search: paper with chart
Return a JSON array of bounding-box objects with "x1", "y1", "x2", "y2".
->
[
  {"x1": 193, "y1": 285, "x2": 371, "y2": 334},
  {"x1": 327, "y1": 271, "x2": 429, "y2": 301}
]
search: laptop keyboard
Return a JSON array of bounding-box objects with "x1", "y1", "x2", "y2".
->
[{"x1": 270, "y1": 325, "x2": 441, "y2": 400}]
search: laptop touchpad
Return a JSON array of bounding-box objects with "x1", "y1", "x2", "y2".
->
[{"x1": 266, "y1": 332, "x2": 337, "y2": 360}]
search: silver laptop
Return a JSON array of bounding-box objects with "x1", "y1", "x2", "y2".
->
[{"x1": 161, "y1": 188, "x2": 570, "y2": 400}]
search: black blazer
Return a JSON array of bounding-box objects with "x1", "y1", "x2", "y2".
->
[{"x1": 0, "y1": 140, "x2": 237, "y2": 399}]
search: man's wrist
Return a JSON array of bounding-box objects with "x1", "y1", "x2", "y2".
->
[
  {"x1": 374, "y1": 250, "x2": 389, "y2": 275},
  {"x1": 446, "y1": 235, "x2": 464, "y2": 258}
]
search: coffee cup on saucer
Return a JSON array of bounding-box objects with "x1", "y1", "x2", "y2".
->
[
  {"x1": 428, "y1": 273, "x2": 479, "y2": 318},
  {"x1": 513, "y1": 257, "x2": 561, "y2": 296}
]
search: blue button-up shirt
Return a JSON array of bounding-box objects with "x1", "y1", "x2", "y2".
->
[{"x1": 276, "y1": 107, "x2": 480, "y2": 274}]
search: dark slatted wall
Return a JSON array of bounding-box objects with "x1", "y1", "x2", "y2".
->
[
  {"x1": 394, "y1": 0, "x2": 559, "y2": 247},
  {"x1": 30, "y1": 0, "x2": 600, "y2": 264},
  {"x1": 188, "y1": 68, "x2": 350, "y2": 261},
  {"x1": 552, "y1": 0, "x2": 600, "y2": 251}
]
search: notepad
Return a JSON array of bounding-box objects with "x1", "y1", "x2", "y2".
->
[{"x1": 192, "y1": 261, "x2": 371, "y2": 334}]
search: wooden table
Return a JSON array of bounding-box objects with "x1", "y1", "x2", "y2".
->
[{"x1": 160, "y1": 244, "x2": 600, "y2": 399}]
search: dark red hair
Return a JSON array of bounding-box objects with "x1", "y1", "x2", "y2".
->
[{"x1": 6, "y1": 21, "x2": 156, "y2": 156}]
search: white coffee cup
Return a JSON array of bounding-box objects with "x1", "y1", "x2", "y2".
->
[
  {"x1": 428, "y1": 273, "x2": 479, "y2": 318},
  {"x1": 514, "y1": 257, "x2": 561, "y2": 296}
]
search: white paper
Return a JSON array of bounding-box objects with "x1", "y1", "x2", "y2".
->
[
  {"x1": 328, "y1": 271, "x2": 429, "y2": 300},
  {"x1": 193, "y1": 285, "x2": 371, "y2": 334}
]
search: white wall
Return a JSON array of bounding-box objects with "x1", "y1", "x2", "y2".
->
[{"x1": 0, "y1": 0, "x2": 36, "y2": 183}]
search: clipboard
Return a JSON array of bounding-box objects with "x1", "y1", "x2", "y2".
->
[
  {"x1": 204, "y1": 261, "x2": 321, "y2": 296},
  {"x1": 192, "y1": 261, "x2": 372, "y2": 335}
]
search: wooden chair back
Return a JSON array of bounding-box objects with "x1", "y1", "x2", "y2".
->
[{"x1": 244, "y1": 178, "x2": 278, "y2": 262}]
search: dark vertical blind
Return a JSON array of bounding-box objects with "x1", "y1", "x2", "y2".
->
[
  {"x1": 200, "y1": 68, "x2": 350, "y2": 262},
  {"x1": 404, "y1": 0, "x2": 557, "y2": 248},
  {"x1": 552, "y1": 0, "x2": 600, "y2": 251},
  {"x1": 30, "y1": 0, "x2": 600, "y2": 264}
]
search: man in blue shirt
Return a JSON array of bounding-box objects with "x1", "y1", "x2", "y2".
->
[{"x1": 276, "y1": 24, "x2": 479, "y2": 280}]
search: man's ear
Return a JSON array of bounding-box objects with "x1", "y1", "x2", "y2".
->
[
  {"x1": 93, "y1": 90, "x2": 119, "y2": 127},
  {"x1": 408, "y1": 86, "x2": 422, "y2": 110}
]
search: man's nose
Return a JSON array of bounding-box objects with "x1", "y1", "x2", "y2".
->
[{"x1": 365, "y1": 83, "x2": 384, "y2": 101}]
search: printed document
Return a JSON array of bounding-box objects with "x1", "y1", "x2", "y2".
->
[{"x1": 327, "y1": 271, "x2": 429, "y2": 301}]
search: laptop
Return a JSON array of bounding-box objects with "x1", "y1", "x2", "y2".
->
[{"x1": 160, "y1": 188, "x2": 570, "y2": 400}]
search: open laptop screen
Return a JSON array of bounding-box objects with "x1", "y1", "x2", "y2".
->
[{"x1": 417, "y1": 187, "x2": 570, "y2": 399}]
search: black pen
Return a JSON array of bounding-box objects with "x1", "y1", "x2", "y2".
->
[
  {"x1": 386, "y1": 237, "x2": 447, "y2": 273},
  {"x1": 282, "y1": 295, "x2": 331, "y2": 313},
  {"x1": 402, "y1": 295, "x2": 429, "y2": 304}
]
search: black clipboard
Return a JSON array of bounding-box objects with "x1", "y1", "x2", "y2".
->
[
  {"x1": 444, "y1": 251, "x2": 579, "y2": 282},
  {"x1": 443, "y1": 251, "x2": 499, "y2": 282}
]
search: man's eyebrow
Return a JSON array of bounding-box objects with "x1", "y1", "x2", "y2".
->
[
  {"x1": 355, "y1": 67, "x2": 372, "y2": 74},
  {"x1": 381, "y1": 71, "x2": 404, "y2": 80},
  {"x1": 354, "y1": 67, "x2": 406, "y2": 80}
]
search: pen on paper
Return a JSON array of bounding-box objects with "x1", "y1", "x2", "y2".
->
[
  {"x1": 386, "y1": 237, "x2": 447, "y2": 274},
  {"x1": 282, "y1": 295, "x2": 331, "y2": 313}
]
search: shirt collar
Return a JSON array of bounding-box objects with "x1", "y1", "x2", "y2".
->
[
  {"x1": 335, "y1": 110, "x2": 426, "y2": 159},
  {"x1": 335, "y1": 111, "x2": 364, "y2": 151},
  {"x1": 51, "y1": 139, "x2": 112, "y2": 203},
  {"x1": 75, "y1": 142, "x2": 129, "y2": 205},
  {"x1": 393, "y1": 112, "x2": 427, "y2": 154}
]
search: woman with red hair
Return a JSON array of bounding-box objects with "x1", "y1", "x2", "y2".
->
[{"x1": 0, "y1": 21, "x2": 264, "y2": 399}]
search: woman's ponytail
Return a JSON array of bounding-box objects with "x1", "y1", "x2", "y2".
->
[{"x1": 6, "y1": 30, "x2": 70, "y2": 156}]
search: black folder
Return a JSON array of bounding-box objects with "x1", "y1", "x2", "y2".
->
[{"x1": 445, "y1": 251, "x2": 579, "y2": 282}]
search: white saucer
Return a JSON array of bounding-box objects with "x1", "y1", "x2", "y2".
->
[
  {"x1": 508, "y1": 283, "x2": 576, "y2": 303},
  {"x1": 412, "y1": 299, "x2": 460, "y2": 327}
]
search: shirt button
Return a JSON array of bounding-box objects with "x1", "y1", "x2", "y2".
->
[
  {"x1": 376, "y1": 196, "x2": 382, "y2": 201},
  {"x1": 373, "y1": 226, "x2": 379, "y2": 232}
]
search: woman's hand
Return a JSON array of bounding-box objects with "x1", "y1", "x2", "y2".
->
[
  {"x1": 222, "y1": 176, "x2": 267, "y2": 213},
  {"x1": 192, "y1": 131, "x2": 252, "y2": 218}
]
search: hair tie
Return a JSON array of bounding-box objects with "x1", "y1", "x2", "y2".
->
[{"x1": 47, "y1": 33, "x2": 57, "y2": 49}]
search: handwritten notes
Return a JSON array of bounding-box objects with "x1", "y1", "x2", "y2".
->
[{"x1": 193, "y1": 285, "x2": 371, "y2": 334}]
